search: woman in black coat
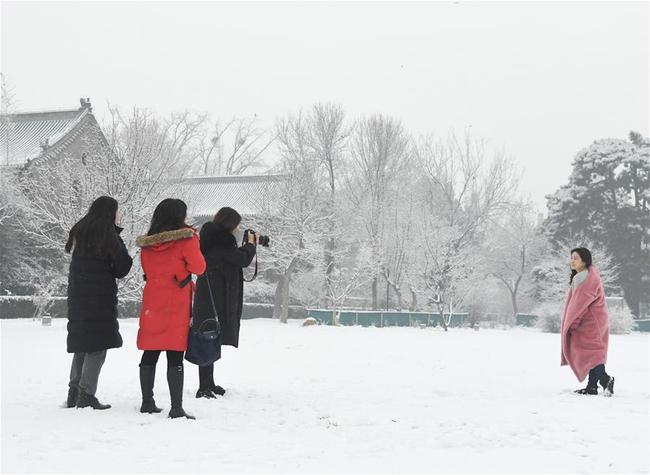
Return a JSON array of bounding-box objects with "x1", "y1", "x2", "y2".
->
[
  {"x1": 192, "y1": 207, "x2": 256, "y2": 399},
  {"x1": 65, "y1": 196, "x2": 133, "y2": 410}
]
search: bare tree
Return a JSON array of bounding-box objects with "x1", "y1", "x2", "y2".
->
[
  {"x1": 483, "y1": 200, "x2": 545, "y2": 320},
  {"x1": 262, "y1": 112, "x2": 328, "y2": 323},
  {"x1": 1, "y1": 73, "x2": 18, "y2": 224},
  {"x1": 414, "y1": 130, "x2": 519, "y2": 330},
  {"x1": 1, "y1": 72, "x2": 17, "y2": 168},
  {"x1": 193, "y1": 116, "x2": 274, "y2": 176},
  {"x1": 0, "y1": 169, "x2": 16, "y2": 226},
  {"x1": 325, "y1": 243, "x2": 376, "y2": 325},
  {"x1": 307, "y1": 103, "x2": 349, "y2": 306},
  {"x1": 347, "y1": 114, "x2": 411, "y2": 309},
  {"x1": 379, "y1": 185, "x2": 420, "y2": 310},
  {"x1": 13, "y1": 106, "x2": 206, "y2": 299}
]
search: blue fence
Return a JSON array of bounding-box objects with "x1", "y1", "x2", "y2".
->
[
  {"x1": 307, "y1": 309, "x2": 467, "y2": 327},
  {"x1": 515, "y1": 314, "x2": 538, "y2": 327},
  {"x1": 635, "y1": 319, "x2": 650, "y2": 332}
]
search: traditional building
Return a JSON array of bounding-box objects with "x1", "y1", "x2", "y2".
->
[
  {"x1": 173, "y1": 174, "x2": 286, "y2": 226},
  {"x1": 0, "y1": 98, "x2": 286, "y2": 223},
  {"x1": 0, "y1": 98, "x2": 106, "y2": 169}
]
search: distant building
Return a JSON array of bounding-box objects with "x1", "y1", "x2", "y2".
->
[
  {"x1": 0, "y1": 98, "x2": 106, "y2": 169},
  {"x1": 173, "y1": 174, "x2": 286, "y2": 226},
  {"x1": 0, "y1": 98, "x2": 285, "y2": 225}
]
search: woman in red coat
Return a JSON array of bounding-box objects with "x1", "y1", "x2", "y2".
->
[{"x1": 136, "y1": 199, "x2": 206, "y2": 419}]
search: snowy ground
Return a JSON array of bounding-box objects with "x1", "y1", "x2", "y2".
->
[{"x1": 1, "y1": 318, "x2": 649, "y2": 474}]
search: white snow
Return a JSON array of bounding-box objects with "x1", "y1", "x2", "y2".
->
[{"x1": 1, "y1": 319, "x2": 649, "y2": 474}]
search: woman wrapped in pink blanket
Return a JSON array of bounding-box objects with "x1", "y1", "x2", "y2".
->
[{"x1": 561, "y1": 247, "x2": 615, "y2": 396}]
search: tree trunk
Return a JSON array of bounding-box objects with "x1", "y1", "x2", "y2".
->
[
  {"x1": 510, "y1": 290, "x2": 519, "y2": 322},
  {"x1": 409, "y1": 286, "x2": 417, "y2": 312},
  {"x1": 437, "y1": 301, "x2": 448, "y2": 332},
  {"x1": 371, "y1": 277, "x2": 378, "y2": 310},
  {"x1": 280, "y1": 276, "x2": 290, "y2": 323},
  {"x1": 279, "y1": 258, "x2": 299, "y2": 323},
  {"x1": 323, "y1": 238, "x2": 335, "y2": 307},
  {"x1": 273, "y1": 277, "x2": 285, "y2": 320}
]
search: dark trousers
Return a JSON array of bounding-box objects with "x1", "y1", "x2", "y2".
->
[
  {"x1": 198, "y1": 363, "x2": 215, "y2": 389},
  {"x1": 140, "y1": 350, "x2": 184, "y2": 368},
  {"x1": 69, "y1": 350, "x2": 107, "y2": 396},
  {"x1": 587, "y1": 364, "x2": 609, "y2": 388}
]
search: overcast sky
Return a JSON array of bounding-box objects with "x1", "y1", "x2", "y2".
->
[{"x1": 1, "y1": 1, "x2": 648, "y2": 212}]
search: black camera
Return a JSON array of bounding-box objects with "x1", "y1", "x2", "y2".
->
[{"x1": 243, "y1": 229, "x2": 270, "y2": 247}]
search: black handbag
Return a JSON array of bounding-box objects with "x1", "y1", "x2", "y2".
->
[{"x1": 185, "y1": 274, "x2": 222, "y2": 367}]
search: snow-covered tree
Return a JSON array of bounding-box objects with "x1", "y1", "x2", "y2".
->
[
  {"x1": 347, "y1": 114, "x2": 411, "y2": 309},
  {"x1": 262, "y1": 112, "x2": 329, "y2": 323},
  {"x1": 307, "y1": 103, "x2": 349, "y2": 307},
  {"x1": 413, "y1": 130, "x2": 519, "y2": 330},
  {"x1": 544, "y1": 132, "x2": 650, "y2": 316},
  {"x1": 530, "y1": 237, "x2": 620, "y2": 310},
  {"x1": 482, "y1": 201, "x2": 545, "y2": 319},
  {"x1": 13, "y1": 106, "x2": 206, "y2": 299},
  {"x1": 191, "y1": 116, "x2": 274, "y2": 176}
]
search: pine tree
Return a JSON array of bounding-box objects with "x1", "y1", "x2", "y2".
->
[{"x1": 544, "y1": 132, "x2": 650, "y2": 316}]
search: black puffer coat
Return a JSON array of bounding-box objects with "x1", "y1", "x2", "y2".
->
[
  {"x1": 66, "y1": 226, "x2": 133, "y2": 353},
  {"x1": 192, "y1": 222, "x2": 256, "y2": 348}
]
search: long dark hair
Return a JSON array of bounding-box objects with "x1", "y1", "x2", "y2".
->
[
  {"x1": 213, "y1": 207, "x2": 242, "y2": 233},
  {"x1": 570, "y1": 247, "x2": 592, "y2": 284},
  {"x1": 147, "y1": 199, "x2": 189, "y2": 235},
  {"x1": 65, "y1": 196, "x2": 119, "y2": 255}
]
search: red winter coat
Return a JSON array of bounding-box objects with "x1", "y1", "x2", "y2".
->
[
  {"x1": 560, "y1": 266, "x2": 610, "y2": 382},
  {"x1": 136, "y1": 228, "x2": 206, "y2": 351}
]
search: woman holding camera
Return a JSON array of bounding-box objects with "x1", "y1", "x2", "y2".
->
[
  {"x1": 192, "y1": 207, "x2": 257, "y2": 399},
  {"x1": 136, "y1": 198, "x2": 206, "y2": 419},
  {"x1": 65, "y1": 196, "x2": 133, "y2": 410}
]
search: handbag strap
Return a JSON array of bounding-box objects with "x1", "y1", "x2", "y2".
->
[
  {"x1": 204, "y1": 272, "x2": 219, "y2": 317},
  {"x1": 196, "y1": 317, "x2": 219, "y2": 332}
]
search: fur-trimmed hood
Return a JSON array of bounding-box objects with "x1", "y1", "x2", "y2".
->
[{"x1": 136, "y1": 228, "x2": 196, "y2": 249}]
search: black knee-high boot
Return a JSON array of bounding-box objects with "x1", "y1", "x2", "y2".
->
[
  {"x1": 167, "y1": 365, "x2": 195, "y2": 419},
  {"x1": 139, "y1": 365, "x2": 163, "y2": 413}
]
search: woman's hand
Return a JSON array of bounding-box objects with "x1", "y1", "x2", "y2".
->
[{"x1": 247, "y1": 232, "x2": 257, "y2": 245}]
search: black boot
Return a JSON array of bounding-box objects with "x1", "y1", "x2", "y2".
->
[
  {"x1": 167, "y1": 365, "x2": 195, "y2": 420},
  {"x1": 209, "y1": 384, "x2": 226, "y2": 396},
  {"x1": 198, "y1": 364, "x2": 226, "y2": 398},
  {"x1": 574, "y1": 386, "x2": 598, "y2": 395},
  {"x1": 139, "y1": 365, "x2": 163, "y2": 413},
  {"x1": 601, "y1": 374, "x2": 615, "y2": 397},
  {"x1": 76, "y1": 390, "x2": 111, "y2": 410},
  {"x1": 575, "y1": 365, "x2": 600, "y2": 395},
  {"x1": 66, "y1": 387, "x2": 79, "y2": 408},
  {"x1": 196, "y1": 388, "x2": 216, "y2": 399}
]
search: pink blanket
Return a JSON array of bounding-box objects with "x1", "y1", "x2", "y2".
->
[{"x1": 560, "y1": 266, "x2": 609, "y2": 382}]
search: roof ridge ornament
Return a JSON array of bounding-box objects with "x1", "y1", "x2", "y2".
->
[{"x1": 79, "y1": 98, "x2": 92, "y2": 112}]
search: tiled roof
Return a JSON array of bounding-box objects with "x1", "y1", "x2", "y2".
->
[
  {"x1": 0, "y1": 107, "x2": 90, "y2": 167},
  {"x1": 173, "y1": 174, "x2": 286, "y2": 220}
]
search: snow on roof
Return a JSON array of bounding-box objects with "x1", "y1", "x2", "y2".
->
[
  {"x1": 0, "y1": 106, "x2": 90, "y2": 167},
  {"x1": 173, "y1": 174, "x2": 286, "y2": 221}
]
